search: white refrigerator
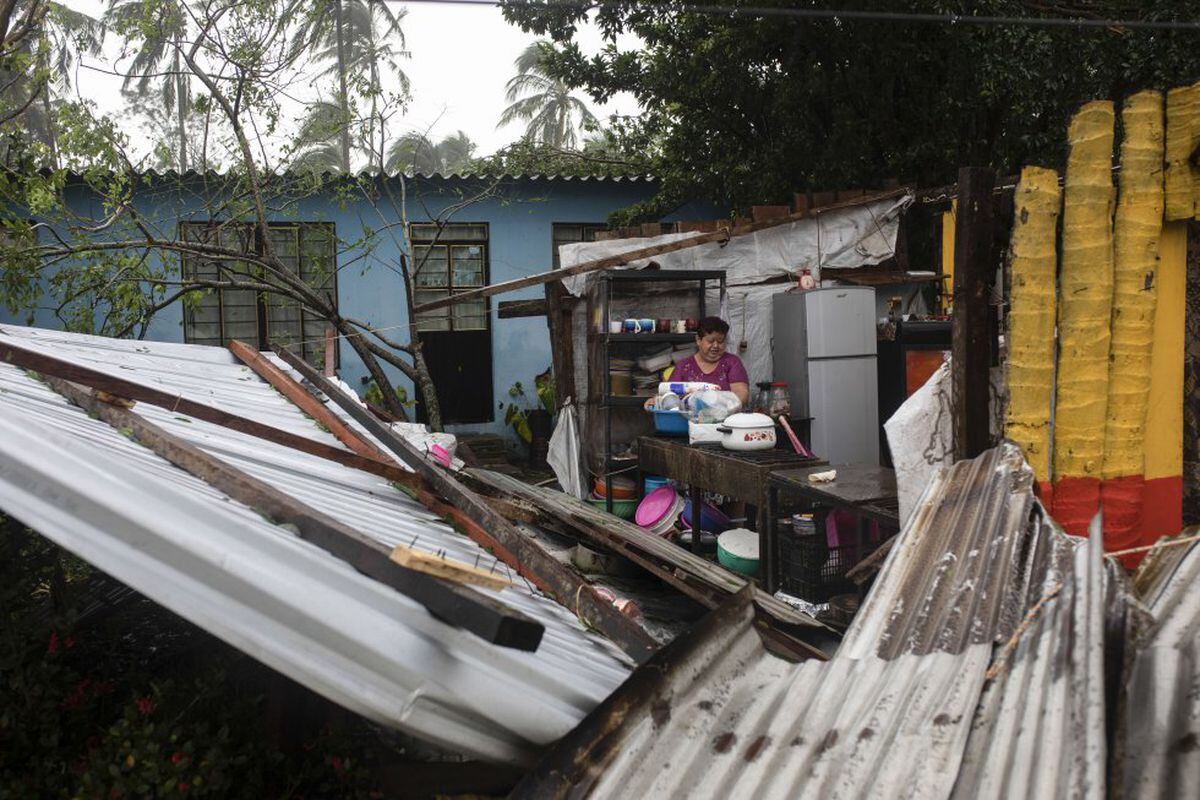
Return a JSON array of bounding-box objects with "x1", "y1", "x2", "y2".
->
[{"x1": 772, "y1": 287, "x2": 879, "y2": 465}]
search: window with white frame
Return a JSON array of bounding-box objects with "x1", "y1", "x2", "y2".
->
[
  {"x1": 180, "y1": 222, "x2": 336, "y2": 365},
  {"x1": 410, "y1": 222, "x2": 488, "y2": 332}
]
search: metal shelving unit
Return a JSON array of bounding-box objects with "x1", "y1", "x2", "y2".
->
[{"x1": 593, "y1": 270, "x2": 727, "y2": 510}]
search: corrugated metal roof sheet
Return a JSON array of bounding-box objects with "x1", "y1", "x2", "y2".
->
[
  {"x1": 1116, "y1": 533, "x2": 1200, "y2": 799},
  {"x1": 0, "y1": 324, "x2": 633, "y2": 766},
  {"x1": 514, "y1": 444, "x2": 1118, "y2": 799},
  {"x1": 113, "y1": 169, "x2": 656, "y2": 183}
]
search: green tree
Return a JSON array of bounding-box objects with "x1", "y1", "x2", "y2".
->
[
  {"x1": 24, "y1": 3, "x2": 102, "y2": 166},
  {"x1": 105, "y1": 0, "x2": 193, "y2": 172},
  {"x1": 497, "y1": 39, "x2": 597, "y2": 149},
  {"x1": 501, "y1": 0, "x2": 1200, "y2": 215},
  {"x1": 0, "y1": 0, "x2": 447, "y2": 425}
]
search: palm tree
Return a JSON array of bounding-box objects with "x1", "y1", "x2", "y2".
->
[
  {"x1": 291, "y1": 0, "x2": 409, "y2": 172},
  {"x1": 25, "y1": 3, "x2": 103, "y2": 164},
  {"x1": 105, "y1": 0, "x2": 191, "y2": 172},
  {"x1": 384, "y1": 130, "x2": 476, "y2": 175},
  {"x1": 289, "y1": 100, "x2": 350, "y2": 172},
  {"x1": 498, "y1": 40, "x2": 597, "y2": 150}
]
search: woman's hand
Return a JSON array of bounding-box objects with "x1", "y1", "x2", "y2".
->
[{"x1": 643, "y1": 397, "x2": 656, "y2": 411}]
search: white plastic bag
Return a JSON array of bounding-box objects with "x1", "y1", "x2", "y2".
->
[
  {"x1": 548, "y1": 398, "x2": 585, "y2": 499},
  {"x1": 389, "y1": 422, "x2": 463, "y2": 471},
  {"x1": 685, "y1": 389, "x2": 742, "y2": 423}
]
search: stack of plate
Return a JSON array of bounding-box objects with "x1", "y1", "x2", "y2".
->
[{"x1": 636, "y1": 345, "x2": 674, "y2": 372}]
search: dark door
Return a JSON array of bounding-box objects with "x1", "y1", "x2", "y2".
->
[
  {"x1": 411, "y1": 224, "x2": 493, "y2": 424},
  {"x1": 417, "y1": 330, "x2": 493, "y2": 424}
]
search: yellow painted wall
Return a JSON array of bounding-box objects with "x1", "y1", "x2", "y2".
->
[
  {"x1": 1145, "y1": 220, "x2": 1185, "y2": 481},
  {"x1": 1005, "y1": 167, "x2": 1061, "y2": 486}
]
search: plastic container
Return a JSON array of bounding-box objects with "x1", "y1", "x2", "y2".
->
[
  {"x1": 650, "y1": 407, "x2": 689, "y2": 436},
  {"x1": 643, "y1": 475, "x2": 670, "y2": 494},
  {"x1": 681, "y1": 498, "x2": 733, "y2": 534},
  {"x1": 593, "y1": 475, "x2": 636, "y2": 500},
  {"x1": 767, "y1": 382, "x2": 792, "y2": 417},
  {"x1": 587, "y1": 494, "x2": 638, "y2": 519},
  {"x1": 717, "y1": 528, "x2": 760, "y2": 576},
  {"x1": 635, "y1": 488, "x2": 684, "y2": 536}
]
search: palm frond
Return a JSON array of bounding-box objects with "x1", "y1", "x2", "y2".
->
[{"x1": 291, "y1": 142, "x2": 345, "y2": 173}]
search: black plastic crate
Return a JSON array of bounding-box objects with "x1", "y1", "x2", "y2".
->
[{"x1": 777, "y1": 522, "x2": 880, "y2": 603}]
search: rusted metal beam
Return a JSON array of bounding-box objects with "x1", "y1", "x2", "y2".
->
[
  {"x1": 227, "y1": 339, "x2": 389, "y2": 462},
  {"x1": 42, "y1": 377, "x2": 544, "y2": 651},
  {"x1": 274, "y1": 346, "x2": 660, "y2": 663},
  {"x1": 0, "y1": 338, "x2": 417, "y2": 487},
  {"x1": 412, "y1": 188, "x2": 912, "y2": 314}
]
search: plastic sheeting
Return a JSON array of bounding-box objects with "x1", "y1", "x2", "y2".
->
[
  {"x1": 885, "y1": 361, "x2": 953, "y2": 527},
  {"x1": 884, "y1": 359, "x2": 1006, "y2": 527},
  {"x1": 558, "y1": 193, "x2": 913, "y2": 298}
]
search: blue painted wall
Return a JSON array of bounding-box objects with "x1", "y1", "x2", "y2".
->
[{"x1": 2, "y1": 173, "x2": 680, "y2": 440}]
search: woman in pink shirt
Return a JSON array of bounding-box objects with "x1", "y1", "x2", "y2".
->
[{"x1": 670, "y1": 316, "x2": 750, "y2": 406}]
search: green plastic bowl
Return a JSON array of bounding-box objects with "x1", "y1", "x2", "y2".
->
[
  {"x1": 717, "y1": 528, "x2": 761, "y2": 576},
  {"x1": 587, "y1": 495, "x2": 638, "y2": 520}
]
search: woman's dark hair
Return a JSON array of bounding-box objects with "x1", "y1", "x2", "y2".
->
[{"x1": 696, "y1": 316, "x2": 730, "y2": 337}]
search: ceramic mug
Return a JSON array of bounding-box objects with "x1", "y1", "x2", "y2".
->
[
  {"x1": 623, "y1": 319, "x2": 638, "y2": 333},
  {"x1": 685, "y1": 317, "x2": 700, "y2": 332},
  {"x1": 673, "y1": 320, "x2": 688, "y2": 334},
  {"x1": 656, "y1": 318, "x2": 671, "y2": 333},
  {"x1": 638, "y1": 318, "x2": 654, "y2": 333},
  {"x1": 609, "y1": 320, "x2": 623, "y2": 334}
]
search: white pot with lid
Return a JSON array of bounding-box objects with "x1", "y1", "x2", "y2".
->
[{"x1": 714, "y1": 412, "x2": 777, "y2": 451}]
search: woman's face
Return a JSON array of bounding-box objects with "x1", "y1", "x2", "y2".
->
[{"x1": 696, "y1": 331, "x2": 727, "y2": 363}]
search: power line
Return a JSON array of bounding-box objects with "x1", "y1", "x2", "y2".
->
[{"x1": 403, "y1": 0, "x2": 1200, "y2": 32}]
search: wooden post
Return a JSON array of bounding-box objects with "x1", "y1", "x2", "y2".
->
[
  {"x1": 952, "y1": 167, "x2": 996, "y2": 461},
  {"x1": 1184, "y1": 221, "x2": 1200, "y2": 525},
  {"x1": 323, "y1": 327, "x2": 335, "y2": 376}
]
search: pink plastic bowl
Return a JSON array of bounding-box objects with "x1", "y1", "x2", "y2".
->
[{"x1": 636, "y1": 487, "x2": 682, "y2": 529}]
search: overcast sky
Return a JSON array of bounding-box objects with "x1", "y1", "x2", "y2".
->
[{"x1": 66, "y1": 0, "x2": 641, "y2": 161}]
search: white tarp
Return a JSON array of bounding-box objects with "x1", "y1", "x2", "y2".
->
[
  {"x1": 885, "y1": 361, "x2": 953, "y2": 527},
  {"x1": 884, "y1": 358, "x2": 1006, "y2": 526},
  {"x1": 558, "y1": 193, "x2": 913, "y2": 297}
]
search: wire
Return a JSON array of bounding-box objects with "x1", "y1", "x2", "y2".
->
[{"x1": 404, "y1": 0, "x2": 1200, "y2": 32}]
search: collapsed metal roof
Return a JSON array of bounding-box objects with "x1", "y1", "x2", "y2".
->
[
  {"x1": 0, "y1": 324, "x2": 633, "y2": 766},
  {"x1": 513, "y1": 444, "x2": 1122, "y2": 798},
  {"x1": 1117, "y1": 533, "x2": 1200, "y2": 798}
]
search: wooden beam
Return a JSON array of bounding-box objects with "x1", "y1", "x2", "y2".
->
[
  {"x1": 952, "y1": 167, "x2": 996, "y2": 461},
  {"x1": 465, "y1": 468, "x2": 831, "y2": 661},
  {"x1": 274, "y1": 347, "x2": 660, "y2": 663},
  {"x1": 42, "y1": 377, "x2": 545, "y2": 651},
  {"x1": 412, "y1": 188, "x2": 911, "y2": 314},
  {"x1": 497, "y1": 299, "x2": 548, "y2": 319},
  {"x1": 0, "y1": 338, "x2": 416, "y2": 487},
  {"x1": 228, "y1": 339, "x2": 389, "y2": 461}
]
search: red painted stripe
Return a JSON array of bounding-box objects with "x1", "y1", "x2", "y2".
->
[
  {"x1": 1035, "y1": 480, "x2": 1053, "y2": 510},
  {"x1": 1141, "y1": 474, "x2": 1183, "y2": 541},
  {"x1": 1101, "y1": 474, "x2": 1146, "y2": 569},
  {"x1": 1051, "y1": 476, "x2": 1099, "y2": 537}
]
